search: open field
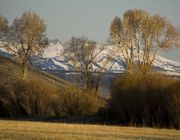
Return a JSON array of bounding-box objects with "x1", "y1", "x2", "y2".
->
[{"x1": 0, "y1": 120, "x2": 179, "y2": 140}]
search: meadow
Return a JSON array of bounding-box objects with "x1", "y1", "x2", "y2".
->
[{"x1": 0, "y1": 120, "x2": 179, "y2": 140}]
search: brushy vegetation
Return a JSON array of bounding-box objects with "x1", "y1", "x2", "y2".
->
[
  {"x1": 107, "y1": 73, "x2": 180, "y2": 129},
  {"x1": 0, "y1": 56, "x2": 103, "y2": 118},
  {"x1": 0, "y1": 78, "x2": 57, "y2": 117},
  {"x1": 0, "y1": 78, "x2": 102, "y2": 118},
  {"x1": 52, "y1": 86, "x2": 102, "y2": 117}
]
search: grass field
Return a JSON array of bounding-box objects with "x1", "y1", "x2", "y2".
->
[{"x1": 0, "y1": 120, "x2": 179, "y2": 140}]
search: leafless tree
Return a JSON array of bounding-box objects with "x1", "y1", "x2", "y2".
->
[
  {"x1": 64, "y1": 36, "x2": 104, "y2": 90},
  {"x1": 0, "y1": 15, "x2": 8, "y2": 47},
  {"x1": 110, "y1": 9, "x2": 180, "y2": 74},
  {"x1": 7, "y1": 11, "x2": 48, "y2": 79}
]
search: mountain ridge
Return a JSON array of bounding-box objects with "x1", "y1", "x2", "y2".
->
[
  {"x1": 0, "y1": 42, "x2": 180, "y2": 76},
  {"x1": 32, "y1": 42, "x2": 180, "y2": 75}
]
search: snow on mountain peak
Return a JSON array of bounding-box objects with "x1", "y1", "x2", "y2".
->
[
  {"x1": 0, "y1": 41, "x2": 179, "y2": 75},
  {"x1": 32, "y1": 42, "x2": 180, "y2": 75},
  {"x1": 43, "y1": 42, "x2": 64, "y2": 58}
]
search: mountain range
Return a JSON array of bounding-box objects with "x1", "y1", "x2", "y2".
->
[
  {"x1": 0, "y1": 41, "x2": 180, "y2": 76},
  {"x1": 32, "y1": 42, "x2": 180, "y2": 76}
]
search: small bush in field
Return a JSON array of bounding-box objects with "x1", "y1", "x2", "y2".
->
[
  {"x1": 52, "y1": 86, "x2": 102, "y2": 117},
  {"x1": 0, "y1": 78, "x2": 57, "y2": 117},
  {"x1": 108, "y1": 73, "x2": 180, "y2": 129}
]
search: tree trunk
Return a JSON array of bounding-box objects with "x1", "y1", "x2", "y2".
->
[{"x1": 22, "y1": 62, "x2": 28, "y2": 80}]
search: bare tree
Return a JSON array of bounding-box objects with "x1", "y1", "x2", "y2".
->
[
  {"x1": 64, "y1": 37, "x2": 104, "y2": 90},
  {"x1": 110, "y1": 9, "x2": 180, "y2": 74},
  {"x1": 110, "y1": 16, "x2": 134, "y2": 73},
  {"x1": 0, "y1": 15, "x2": 8, "y2": 47},
  {"x1": 7, "y1": 11, "x2": 48, "y2": 79},
  {"x1": 139, "y1": 14, "x2": 180, "y2": 73}
]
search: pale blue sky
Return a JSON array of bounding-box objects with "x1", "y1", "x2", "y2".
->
[{"x1": 0, "y1": 0, "x2": 179, "y2": 61}]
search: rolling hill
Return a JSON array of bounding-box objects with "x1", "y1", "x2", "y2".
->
[{"x1": 0, "y1": 55, "x2": 71, "y2": 88}]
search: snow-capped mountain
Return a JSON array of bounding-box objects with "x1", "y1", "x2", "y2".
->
[
  {"x1": 30, "y1": 42, "x2": 180, "y2": 76},
  {"x1": 0, "y1": 41, "x2": 180, "y2": 76}
]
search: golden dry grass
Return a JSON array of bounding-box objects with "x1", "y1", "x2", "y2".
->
[{"x1": 0, "y1": 120, "x2": 179, "y2": 140}]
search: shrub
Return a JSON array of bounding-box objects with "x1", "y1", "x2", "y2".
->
[
  {"x1": 168, "y1": 80, "x2": 180, "y2": 129},
  {"x1": 52, "y1": 86, "x2": 102, "y2": 117},
  {"x1": 108, "y1": 73, "x2": 180, "y2": 129},
  {"x1": 0, "y1": 78, "x2": 57, "y2": 117},
  {"x1": 0, "y1": 77, "x2": 103, "y2": 118}
]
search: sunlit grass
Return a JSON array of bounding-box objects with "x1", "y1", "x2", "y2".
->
[{"x1": 0, "y1": 120, "x2": 179, "y2": 140}]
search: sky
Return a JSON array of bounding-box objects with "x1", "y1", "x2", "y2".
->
[{"x1": 0, "y1": 0, "x2": 180, "y2": 61}]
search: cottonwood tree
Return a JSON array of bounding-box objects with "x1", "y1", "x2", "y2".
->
[
  {"x1": 0, "y1": 15, "x2": 8, "y2": 47},
  {"x1": 7, "y1": 11, "x2": 48, "y2": 79},
  {"x1": 64, "y1": 37, "x2": 104, "y2": 90},
  {"x1": 110, "y1": 16, "x2": 131, "y2": 72},
  {"x1": 110, "y1": 9, "x2": 180, "y2": 74}
]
